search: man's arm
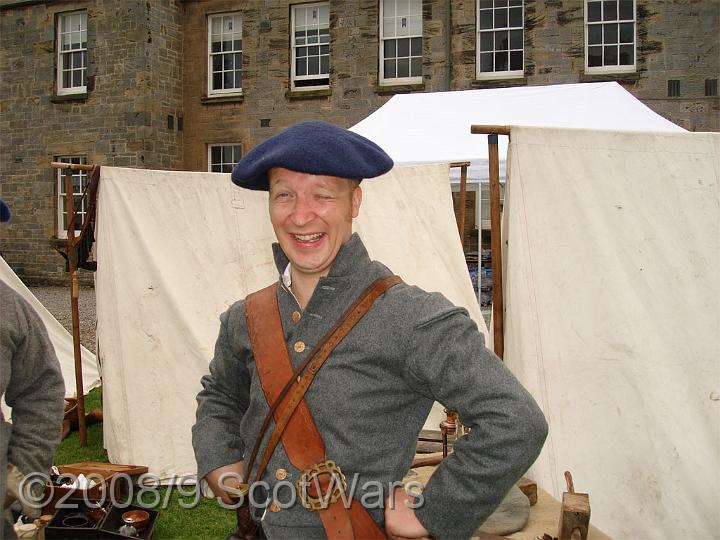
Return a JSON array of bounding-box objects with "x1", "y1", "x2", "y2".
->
[
  {"x1": 192, "y1": 305, "x2": 252, "y2": 499},
  {"x1": 3, "y1": 289, "x2": 65, "y2": 513},
  {"x1": 400, "y1": 293, "x2": 548, "y2": 540}
]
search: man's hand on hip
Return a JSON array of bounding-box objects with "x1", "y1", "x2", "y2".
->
[
  {"x1": 203, "y1": 461, "x2": 246, "y2": 505},
  {"x1": 384, "y1": 486, "x2": 430, "y2": 539}
]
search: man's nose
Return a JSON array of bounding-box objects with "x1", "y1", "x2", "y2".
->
[{"x1": 290, "y1": 197, "x2": 316, "y2": 226}]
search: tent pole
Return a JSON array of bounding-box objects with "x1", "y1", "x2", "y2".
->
[
  {"x1": 487, "y1": 134, "x2": 504, "y2": 359},
  {"x1": 457, "y1": 164, "x2": 468, "y2": 248},
  {"x1": 63, "y1": 168, "x2": 87, "y2": 446},
  {"x1": 449, "y1": 162, "x2": 471, "y2": 249},
  {"x1": 469, "y1": 126, "x2": 508, "y2": 357}
]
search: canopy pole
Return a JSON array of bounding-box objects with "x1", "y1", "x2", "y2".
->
[
  {"x1": 63, "y1": 168, "x2": 87, "y2": 446},
  {"x1": 469, "y1": 127, "x2": 509, "y2": 359},
  {"x1": 487, "y1": 134, "x2": 504, "y2": 359}
]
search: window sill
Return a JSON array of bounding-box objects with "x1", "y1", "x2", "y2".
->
[
  {"x1": 51, "y1": 92, "x2": 89, "y2": 103},
  {"x1": 286, "y1": 88, "x2": 332, "y2": 100},
  {"x1": 375, "y1": 83, "x2": 425, "y2": 95},
  {"x1": 580, "y1": 72, "x2": 640, "y2": 84},
  {"x1": 471, "y1": 77, "x2": 527, "y2": 89},
  {"x1": 201, "y1": 94, "x2": 244, "y2": 105}
]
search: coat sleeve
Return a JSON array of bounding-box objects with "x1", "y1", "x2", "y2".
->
[
  {"x1": 5, "y1": 292, "x2": 65, "y2": 484},
  {"x1": 403, "y1": 293, "x2": 548, "y2": 540},
  {"x1": 192, "y1": 302, "x2": 252, "y2": 481}
]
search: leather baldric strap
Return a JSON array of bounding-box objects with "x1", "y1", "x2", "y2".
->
[{"x1": 244, "y1": 275, "x2": 401, "y2": 540}]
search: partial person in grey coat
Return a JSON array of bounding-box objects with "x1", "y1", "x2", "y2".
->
[
  {"x1": 193, "y1": 121, "x2": 548, "y2": 539},
  {"x1": 1, "y1": 199, "x2": 66, "y2": 539}
]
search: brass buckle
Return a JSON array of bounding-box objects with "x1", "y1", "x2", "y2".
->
[
  {"x1": 224, "y1": 483, "x2": 249, "y2": 501},
  {"x1": 295, "y1": 460, "x2": 347, "y2": 511}
]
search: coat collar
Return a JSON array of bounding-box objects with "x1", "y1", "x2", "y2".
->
[{"x1": 271, "y1": 232, "x2": 371, "y2": 280}]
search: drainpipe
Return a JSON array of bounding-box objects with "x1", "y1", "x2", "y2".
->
[{"x1": 445, "y1": 0, "x2": 452, "y2": 90}]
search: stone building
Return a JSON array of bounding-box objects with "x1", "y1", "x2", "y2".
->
[{"x1": 0, "y1": 0, "x2": 718, "y2": 283}]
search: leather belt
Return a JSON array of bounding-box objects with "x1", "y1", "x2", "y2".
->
[{"x1": 244, "y1": 275, "x2": 401, "y2": 539}]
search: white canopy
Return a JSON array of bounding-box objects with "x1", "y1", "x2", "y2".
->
[{"x1": 351, "y1": 82, "x2": 685, "y2": 185}]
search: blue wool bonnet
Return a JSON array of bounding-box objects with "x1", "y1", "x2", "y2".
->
[
  {"x1": 0, "y1": 198, "x2": 11, "y2": 223},
  {"x1": 230, "y1": 120, "x2": 394, "y2": 191}
]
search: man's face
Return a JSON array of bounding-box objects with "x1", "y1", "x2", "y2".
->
[{"x1": 268, "y1": 167, "x2": 362, "y2": 280}]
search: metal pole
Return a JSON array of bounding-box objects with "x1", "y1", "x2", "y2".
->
[
  {"x1": 64, "y1": 169, "x2": 87, "y2": 446},
  {"x1": 488, "y1": 134, "x2": 504, "y2": 359}
]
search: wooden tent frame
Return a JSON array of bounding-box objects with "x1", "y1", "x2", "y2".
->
[
  {"x1": 470, "y1": 125, "x2": 511, "y2": 360},
  {"x1": 50, "y1": 161, "x2": 101, "y2": 447}
]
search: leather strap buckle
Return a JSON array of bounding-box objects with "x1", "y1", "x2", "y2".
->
[{"x1": 295, "y1": 460, "x2": 347, "y2": 511}]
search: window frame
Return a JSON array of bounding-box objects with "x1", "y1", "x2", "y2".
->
[
  {"x1": 56, "y1": 10, "x2": 88, "y2": 95},
  {"x1": 207, "y1": 12, "x2": 243, "y2": 97},
  {"x1": 475, "y1": 0, "x2": 525, "y2": 81},
  {"x1": 379, "y1": 0, "x2": 423, "y2": 86},
  {"x1": 584, "y1": 0, "x2": 636, "y2": 74},
  {"x1": 208, "y1": 143, "x2": 243, "y2": 173},
  {"x1": 290, "y1": 2, "x2": 331, "y2": 91},
  {"x1": 55, "y1": 156, "x2": 88, "y2": 239}
]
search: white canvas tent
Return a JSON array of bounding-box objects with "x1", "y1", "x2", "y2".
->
[
  {"x1": 95, "y1": 163, "x2": 486, "y2": 482},
  {"x1": 0, "y1": 257, "x2": 100, "y2": 399},
  {"x1": 500, "y1": 126, "x2": 719, "y2": 539},
  {"x1": 351, "y1": 82, "x2": 685, "y2": 187}
]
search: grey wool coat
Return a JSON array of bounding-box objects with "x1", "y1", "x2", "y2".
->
[
  {"x1": 1, "y1": 281, "x2": 65, "y2": 539},
  {"x1": 193, "y1": 234, "x2": 548, "y2": 539}
]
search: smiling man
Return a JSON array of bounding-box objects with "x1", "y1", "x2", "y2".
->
[{"x1": 192, "y1": 121, "x2": 547, "y2": 540}]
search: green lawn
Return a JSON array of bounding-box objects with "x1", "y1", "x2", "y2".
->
[{"x1": 53, "y1": 388, "x2": 235, "y2": 539}]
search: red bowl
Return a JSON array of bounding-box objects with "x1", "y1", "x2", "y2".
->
[{"x1": 121, "y1": 509, "x2": 149, "y2": 532}]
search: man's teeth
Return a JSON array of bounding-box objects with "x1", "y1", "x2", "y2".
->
[{"x1": 294, "y1": 233, "x2": 323, "y2": 242}]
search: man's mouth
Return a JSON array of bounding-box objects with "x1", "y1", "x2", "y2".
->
[{"x1": 292, "y1": 232, "x2": 325, "y2": 243}]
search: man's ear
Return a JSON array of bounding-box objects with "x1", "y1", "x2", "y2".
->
[{"x1": 351, "y1": 186, "x2": 362, "y2": 219}]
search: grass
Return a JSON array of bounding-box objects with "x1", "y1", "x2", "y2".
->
[{"x1": 53, "y1": 387, "x2": 236, "y2": 539}]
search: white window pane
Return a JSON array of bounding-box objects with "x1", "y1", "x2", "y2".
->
[
  {"x1": 383, "y1": 17, "x2": 396, "y2": 38},
  {"x1": 319, "y1": 6, "x2": 329, "y2": 26},
  {"x1": 397, "y1": 0, "x2": 408, "y2": 16},
  {"x1": 383, "y1": 0, "x2": 395, "y2": 18},
  {"x1": 407, "y1": 15, "x2": 421, "y2": 35},
  {"x1": 211, "y1": 17, "x2": 221, "y2": 36}
]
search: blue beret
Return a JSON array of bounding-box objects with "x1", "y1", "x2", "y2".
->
[
  {"x1": 231, "y1": 120, "x2": 393, "y2": 191},
  {"x1": 0, "y1": 198, "x2": 10, "y2": 223}
]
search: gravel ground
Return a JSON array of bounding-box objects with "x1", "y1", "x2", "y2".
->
[
  {"x1": 29, "y1": 285, "x2": 491, "y2": 355},
  {"x1": 29, "y1": 285, "x2": 98, "y2": 354}
]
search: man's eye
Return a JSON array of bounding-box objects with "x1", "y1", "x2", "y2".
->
[{"x1": 274, "y1": 192, "x2": 290, "y2": 200}]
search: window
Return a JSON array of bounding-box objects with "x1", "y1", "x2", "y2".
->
[
  {"x1": 56, "y1": 156, "x2": 88, "y2": 238},
  {"x1": 57, "y1": 11, "x2": 88, "y2": 95},
  {"x1": 585, "y1": 0, "x2": 635, "y2": 73},
  {"x1": 208, "y1": 13, "x2": 242, "y2": 96},
  {"x1": 380, "y1": 0, "x2": 422, "y2": 85},
  {"x1": 476, "y1": 0, "x2": 524, "y2": 79},
  {"x1": 705, "y1": 79, "x2": 718, "y2": 97},
  {"x1": 291, "y1": 3, "x2": 330, "y2": 90},
  {"x1": 667, "y1": 80, "x2": 680, "y2": 97},
  {"x1": 209, "y1": 144, "x2": 242, "y2": 173}
]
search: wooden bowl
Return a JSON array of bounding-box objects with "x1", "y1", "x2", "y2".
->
[{"x1": 121, "y1": 510, "x2": 149, "y2": 532}]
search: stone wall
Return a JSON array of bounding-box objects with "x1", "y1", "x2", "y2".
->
[
  {"x1": 0, "y1": 0, "x2": 183, "y2": 284},
  {"x1": 1, "y1": 0, "x2": 717, "y2": 282},
  {"x1": 180, "y1": 0, "x2": 455, "y2": 171}
]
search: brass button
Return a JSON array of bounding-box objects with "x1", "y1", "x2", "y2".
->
[
  {"x1": 275, "y1": 468, "x2": 288, "y2": 481},
  {"x1": 270, "y1": 500, "x2": 281, "y2": 513},
  {"x1": 292, "y1": 311, "x2": 302, "y2": 323},
  {"x1": 294, "y1": 341, "x2": 306, "y2": 353}
]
